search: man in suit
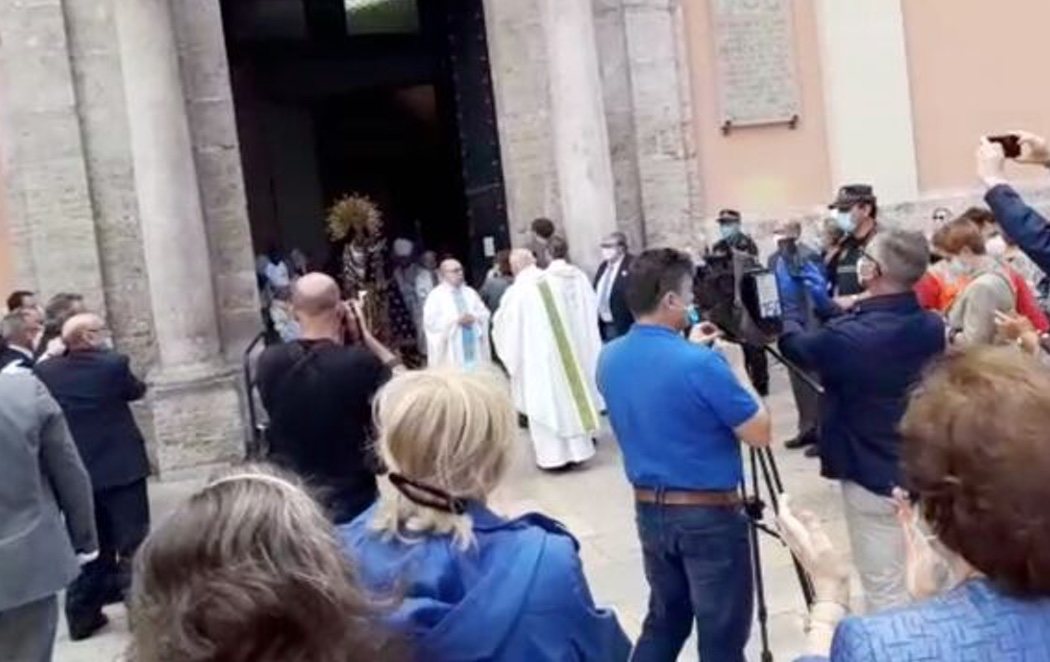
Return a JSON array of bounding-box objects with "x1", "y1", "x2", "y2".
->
[
  {"x1": 0, "y1": 371, "x2": 97, "y2": 660},
  {"x1": 594, "y1": 232, "x2": 634, "y2": 341},
  {"x1": 1, "y1": 309, "x2": 42, "y2": 372},
  {"x1": 35, "y1": 313, "x2": 151, "y2": 640}
]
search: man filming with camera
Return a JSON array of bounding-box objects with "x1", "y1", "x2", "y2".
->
[
  {"x1": 256, "y1": 272, "x2": 402, "y2": 525},
  {"x1": 777, "y1": 229, "x2": 945, "y2": 612},
  {"x1": 598, "y1": 248, "x2": 771, "y2": 662}
]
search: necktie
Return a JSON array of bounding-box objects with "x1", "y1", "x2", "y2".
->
[{"x1": 598, "y1": 262, "x2": 616, "y2": 321}]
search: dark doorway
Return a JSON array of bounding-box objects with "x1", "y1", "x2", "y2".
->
[{"x1": 220, "y1": 0, "x2": 509, "y2": 283}]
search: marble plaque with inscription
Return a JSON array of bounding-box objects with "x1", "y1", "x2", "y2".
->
[{"x1": 711, "y1": 0, "x2": 801, "y2": 128}]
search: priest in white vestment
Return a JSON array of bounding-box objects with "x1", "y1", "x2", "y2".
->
[
  {"x1": 493, "y1": 245, "x2": 602, "y2": 470},
  {"x1": 423, "y1": 259, "x2": 491, "y2": 369}
]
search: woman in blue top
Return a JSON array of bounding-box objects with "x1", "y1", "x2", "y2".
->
[
  {"x1": 782, "y1": 347, "x2": 1050, "y2": 661},
  {"x1": 339, "y1": 368, "x2": 631, "y2": 662}
]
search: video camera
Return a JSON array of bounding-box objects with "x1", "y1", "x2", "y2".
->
[
  {"x1": 694, "y1": 248, "x2": 783, "y2": 346},
  {"x1": 694, "y1": 246, "x2": 824, "y2": 397}
]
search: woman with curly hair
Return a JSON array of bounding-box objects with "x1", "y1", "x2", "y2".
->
[
  {"x1": 784, "y1": 347, "x2": 1050, "y2": 660},
  {"x1": 127, "y1": 464, "x2": 404, "y2": 662}
]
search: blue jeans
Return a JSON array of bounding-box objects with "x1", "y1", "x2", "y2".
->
[{"x1": 632, "y1": 502, "x2": 753, "y2": 662}]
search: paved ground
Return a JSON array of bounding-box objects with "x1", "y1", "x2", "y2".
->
[{"x1": 55, "y1": 364, "x2": 857, "y2": 661}]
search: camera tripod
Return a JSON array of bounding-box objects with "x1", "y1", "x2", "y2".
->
[{"x1": 739, "y1": 344, "x2": 819, "y2": 662}]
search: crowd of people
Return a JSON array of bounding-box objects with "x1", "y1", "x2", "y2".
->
[{"x1": 5, "y1": 132, "x2": 1050, "y2": 661}]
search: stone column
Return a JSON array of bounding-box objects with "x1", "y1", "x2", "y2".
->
[
  {"x1": 482, "y1": 0, "x2": 561, "y2": 242},
  {"x1": 114, "y1": 0, "x2": 243, "y2": 474},
  {"x1": 541, "y1": 0, "x2": 619, "y2": 275},
  {"x1": 620, "y1": 0, "x2": 700, "y2": 248},
  {"x1": 593, "y1": 0, "x2": 645, "y2": 251},
  {"x1": 170, "y1": 0, "x2": 262, "y2": 364},
  {"x1": 0, "y1": 0, "x2": 106, "y2": 308}
]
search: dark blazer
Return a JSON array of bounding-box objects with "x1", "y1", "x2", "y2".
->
[
  {"x1": 594, "y1": 253, "x2": 634, "y2": 336},
  {"x1": 0, "y1": 345, "x2": 33, "y2": 371},
  {"x1": 986, "y1": 183, "x2": 1050, "y2": 275},
  {"x1": 780, "y1": 293, "x2": 945, "y2": 496},
  {"x1": 0, "y1": 372, "x2": 97, "y2": 611},
  {"x1": 35, "y1": 349, "x2": 149, "y2": 491}
]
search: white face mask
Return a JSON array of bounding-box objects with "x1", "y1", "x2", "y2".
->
[
  {"x1": 836, "y1": 210, "x2": 856, "y2": 234},
  {"x1": 986, "y1": 235, "x2": 1008, "y2": 258},
  {"x1": 601, "y1": 247, "x2": 619, "y2": 262}
]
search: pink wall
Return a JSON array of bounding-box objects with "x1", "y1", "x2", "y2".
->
[
  {"x1": 682, "y1": 0, "x2": 832, "y2": 215},
  {"x1": 903, "y1": 0, "x2": 1050, "y2": 192}
]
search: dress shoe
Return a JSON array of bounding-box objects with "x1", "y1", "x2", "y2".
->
[
  {"x1": 785, "y1": 431, "x2": 818, "y2": 449},
  {"x1": 804, "y1": 444, "x2": 820, "y2": 458},
  {"x1": 68, "y1": 612, "x2": 109, "y2": 642}
]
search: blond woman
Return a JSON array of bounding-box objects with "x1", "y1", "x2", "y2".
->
[{"x1": 339, "y1": 368, "x2": 630, "y2": 661}]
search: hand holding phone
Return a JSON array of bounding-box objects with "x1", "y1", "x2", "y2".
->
[{"x1": 987, "y1": 134, "x2": 1022, "y2": 159}]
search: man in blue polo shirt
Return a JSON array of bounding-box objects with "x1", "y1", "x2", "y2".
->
[
  {"x1": 777, "y1": 228, "x2": 945, "y2": 612},
  {"x1": 598, "y1": 248, "x2": 771, "y2": 662}
]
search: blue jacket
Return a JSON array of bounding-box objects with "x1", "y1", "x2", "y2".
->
[
  {"x1": 986, "y1": 183, "x2": 1050, "y2": 275},
  {"x1": 797, "y1": 579, "x2": 1050, "y2": 661},
  {"x1": 779, "y1": 293, "x2": 945, "y2": 495},
  {"x1": 339, "y1": 503, "x2": 631, "y2": 662}
]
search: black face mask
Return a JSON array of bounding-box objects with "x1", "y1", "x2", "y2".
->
[{"x1": 389, "y1": 473, "x2": 468, "y2": 515}]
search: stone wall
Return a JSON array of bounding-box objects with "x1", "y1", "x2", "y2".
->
[{"x1": 0, "y1": 0, "x2": 106, "y2": 309}]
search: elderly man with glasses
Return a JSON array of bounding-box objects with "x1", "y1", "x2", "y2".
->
[
  {"x1": 776, "y1": 229, "x2": 946, "y2": 613},
  {"x1": 34, "y1": 313, "x2": 150, "y2": 641}
]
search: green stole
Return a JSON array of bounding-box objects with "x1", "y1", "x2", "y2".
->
[{"x1": 537, "y1": 279, "x2": 598, "y2": 431}]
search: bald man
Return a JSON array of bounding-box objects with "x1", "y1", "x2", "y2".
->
[
  {"x1": 422, "y1": 259, "x2": 491, "y2": 369},
  {"x1": 494, "y1": 246, "x2": 601, "y2": 470},
  {"x1": 256, "y1": 272, "x2": 401, "y2": 525},
  {"x1": 35, "y1": 312, "x2": 149, "y2": 641}
]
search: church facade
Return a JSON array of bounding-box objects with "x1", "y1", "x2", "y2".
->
[{"x1": 2, "y1": 0, "x2": 1050, "y2": 474}]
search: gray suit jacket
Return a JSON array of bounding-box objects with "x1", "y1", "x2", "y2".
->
[{"x1": 0, "y1": 372, "x2": 97, "y2": 611}]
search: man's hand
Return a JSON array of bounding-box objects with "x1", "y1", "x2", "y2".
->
[
  {"x1": 977, "y1": 137, "x2": 1009, "y2": 188},
  {"x1": 776, "y1": 494, "x2": 850, "y2": 607},
  {"x1": 1013, "y1": 130, "x2": 1050, "y2": 166},
  {"x1": 347, "y1": 300, "x2": 372, "y2": 341},
  {"x1": 688, "y1": 321, "x2": 721, "y2": 346}
]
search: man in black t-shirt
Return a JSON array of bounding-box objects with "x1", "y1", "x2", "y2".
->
[{"x1": 256, "y1": 273, "x2": 402, "y2": 524}]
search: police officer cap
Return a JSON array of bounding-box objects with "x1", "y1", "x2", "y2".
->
[
  {"x1": 717, "y1": 209, "x2": 742, "y2": 224},
  {"x1": 829, "y1": 184, "x2": 875, "y2": 210}
]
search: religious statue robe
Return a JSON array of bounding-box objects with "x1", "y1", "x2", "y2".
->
[
  {"x1": 493, "y1": 263, "x2": 602, "y2": 469},
  {"x1": 423, "y1": 282, "x2": 492, "y2": 369}
]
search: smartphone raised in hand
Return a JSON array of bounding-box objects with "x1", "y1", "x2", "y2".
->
[{"x1": 988, "y1": 134, "x2": 1022, "y2": 159}]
